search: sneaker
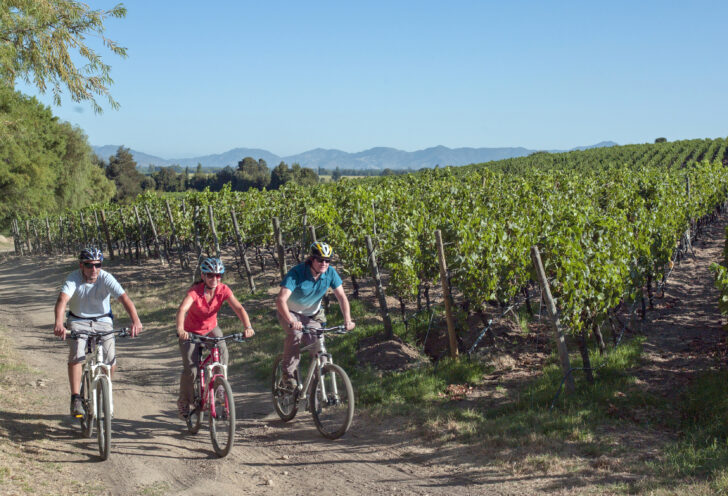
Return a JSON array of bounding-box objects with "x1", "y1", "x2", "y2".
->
[
  {"x1": 177, "y1": 398, "x2": 190, "y2": 419},
  {"x1": 70, "y1": 396, "x2": 84, "y2": 417}
]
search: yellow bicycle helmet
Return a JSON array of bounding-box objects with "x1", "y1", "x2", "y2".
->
[{"x1": 310, "y1": 242, "x2": 333, "y2": 259}]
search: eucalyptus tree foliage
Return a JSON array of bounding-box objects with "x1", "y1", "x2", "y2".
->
[
  {"x1": 0, "y1": 84, "x2": 114, "y2": 227},
  {"x1": 0, "y1": 0, "x2": 127, "y2": 113}
]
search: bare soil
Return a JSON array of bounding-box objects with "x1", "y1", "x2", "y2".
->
[{"x1": 0, "y1": 212, "x2": 726, "y2": 495}]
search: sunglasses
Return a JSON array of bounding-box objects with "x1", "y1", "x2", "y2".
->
[
  {"x1": 313, "y1": 257, "x2": 331, "y2": 264},
  {"x1": 82, "y1": 262, "x2": 102, "y2": 269},
  {"x1": 204, "y1": 273, "x2": 223, "y2": 278}
]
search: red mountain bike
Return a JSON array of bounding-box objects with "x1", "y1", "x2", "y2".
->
[{"x1": 184, "y1": 332, "x2": 249, "y2": 457}]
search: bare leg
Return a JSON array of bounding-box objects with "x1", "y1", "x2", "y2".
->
[{"x1": 68, "y1": 362, "x2": 82, "y2": 395}]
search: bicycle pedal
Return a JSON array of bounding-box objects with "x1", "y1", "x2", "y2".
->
[{"x1": 74, "y1": 414, "x2": 84, "y2": 418}]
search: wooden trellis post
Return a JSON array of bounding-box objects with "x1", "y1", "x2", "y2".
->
[
  {"x1": 67, "y1": 217, "x2": 76, "y2": 253},
  {"x1": 208, "y1": 205, "x2": 220, "y2": 258},
  {"x1": 133, "y1": 206, "x2": 150, "y2": 260},
  {"x1": 144, "y1": 204, "x2": 165, "y2": 265},
  {"x1": 435, "y1": 230, "x2": 458, "y2": 359},
  {"x1": 24, "y1": 219, "x2": 32, "y2": 253},
  {"x1": 93, "y1": 211, "x2": 102, "y2": 247},
  {"x1": 118, "y1": 209, "x2": 132, "y2": 261},
  {"x1": 78, "y1": 212, "x2": 88, "y2": 247},
  {"x1": 12, "y1": 219, "x2": 23, "y2": 256},
  {"x1": 44, "y1": 217, "x2": 52, "y2": 255},
  {"x1": 58, "y1": 217, "x2": 65, "y2": 255},
  {"x1": 100, "y1": 210, "x2": 115, "y2": 260},
  {"x1": 166, "y1": 200, "x2": 187, "y2": 269},
  {"x1": 273, "y1": 217, "x2": 287, "y2": 279},
  {"x1": 299, "y1": 213, "x2": 308, "y2": 262},
  {"x1": 192, "y1": 206, "x2": 202, "y2": 262},
  {"x1": 530, "y1": 245, "x2": 575, "y2": 394},
  {"x1": 366, "y1": 235, "x2": 393, "y2": 339},
  {"x1": 308, "y1": 225, "x2": 317, "y2": 244},
  {"x1": 230, "y1": 208, "x2": 256, "y2": 292},
  {"x1": 31, "y1": 221, "x2": 40, "y2": 255}
]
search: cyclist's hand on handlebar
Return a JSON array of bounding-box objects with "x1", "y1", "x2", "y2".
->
[
  {"x1": 54, "y1": 322, "x2": 67, "y2": 340},
  {"x1": 289, "y1": 320, "x2": 303, "y2": 331},
  {"x1": 243, "y1": 326, "x2": 255, "y2": 338},
  {"x1": 177, "y1": 329, "x2": 189, "y2": 341},
  {"x1": 345, "y1": 320, "x2": 355, "y2": 332}
]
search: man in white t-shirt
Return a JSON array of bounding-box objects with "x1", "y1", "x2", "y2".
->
[{"x1": 53, "y1": 247, "x2": 143, "y2": 417}]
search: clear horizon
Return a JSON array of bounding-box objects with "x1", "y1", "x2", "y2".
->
[{"x1": 17, "y1": 1, "x2": 728, "y2": 158}]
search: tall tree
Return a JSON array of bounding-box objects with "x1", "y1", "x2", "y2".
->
[
  {"x1": 0, "y1": 0, "x2": 128, "y2": 112},
  {"x1": 270, "y1": 161, "x2": 291, "y2": 189},
  {"x1": 235, "y1": 156, "x2": 270, "y2": 190},
  {"x1": 105, "y1": 146, "x2": 145, "y2": 201}
]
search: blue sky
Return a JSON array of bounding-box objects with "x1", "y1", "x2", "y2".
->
[{"x1": 18, "y1": 1, "x2": 728, "y2": 158}]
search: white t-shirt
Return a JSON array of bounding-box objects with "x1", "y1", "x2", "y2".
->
[{"x1": 61, "y1": 269, "x2": 125, "y2": 323}]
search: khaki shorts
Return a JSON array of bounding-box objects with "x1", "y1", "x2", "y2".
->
[{"x1": 67, "y1": 320, "x2": 116, "y2": 366}]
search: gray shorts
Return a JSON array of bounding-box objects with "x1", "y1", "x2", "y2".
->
[{"x1": 67, "y1": 320, "x2": 116, "y2": 366}]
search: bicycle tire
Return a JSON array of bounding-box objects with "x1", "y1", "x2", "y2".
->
[
  {"x1": 186, "y1": 380, "x2": 203, "y2": 434},
  {"x1": 271, "y1": 354, "x2": 297, "y2": 421},
  {"x1": 310, "y1": 363, "x2": 354, "y2": 440},
  {"x1": 96, "y1": 378, "x2": 111, "y2": 460},
  {"x1": 209, "y1": 376, "x2": 235, "y2": 457},
  {"x1": 80, "y1": 370, "x2": 93, "y2": 438}
]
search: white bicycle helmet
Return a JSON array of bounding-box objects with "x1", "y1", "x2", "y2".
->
[{"x1": 200, "y1": 257, "x2": 225, "y2": 274}]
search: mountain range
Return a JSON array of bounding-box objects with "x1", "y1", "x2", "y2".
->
[{"x1": 92, "y1": 142, "x2": 618, "y2": 171}]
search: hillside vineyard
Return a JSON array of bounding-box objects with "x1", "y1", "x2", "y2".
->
[{"x1": 14, "y1": 138, "x2": 728, "y2": 338}]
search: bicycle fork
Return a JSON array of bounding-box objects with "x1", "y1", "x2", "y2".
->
[{"x1": 88, "y1": 364, "x2": 113, "y2": 419}]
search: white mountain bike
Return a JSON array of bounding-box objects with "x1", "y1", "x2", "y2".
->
[{"x1": 66, "y1": 328, "x2": 129, "y2": 460}]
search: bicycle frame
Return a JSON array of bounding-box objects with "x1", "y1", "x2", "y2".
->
[
  {"x1": 84, "y1": 338, "x2": 113, "y2": 421},
  {"x1": 294, "y1": 328, "x2": 340, "y2": 407},
  {"x1": 191, "y1": 340, "x2": 228, "y2": 419}
]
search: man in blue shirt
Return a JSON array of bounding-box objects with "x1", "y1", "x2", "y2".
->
[
  {"x1": 275, "y1": 242, "x2": 355, "y2": 386},
  {"x1": 53, "y1": 247, "x2": 143, "y2": 417}
]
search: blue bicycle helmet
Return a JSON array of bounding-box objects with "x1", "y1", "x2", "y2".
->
[
  {"x1": 200, "y1": 257, "x2": 225, "y2": 274},
  {"x1": 79, "y1": 247, "x2": 104, "y2": 261}
]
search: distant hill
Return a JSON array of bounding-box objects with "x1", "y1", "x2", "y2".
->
[{"x1": 92, "y1": 142, "x2": 618, "y2": 171}]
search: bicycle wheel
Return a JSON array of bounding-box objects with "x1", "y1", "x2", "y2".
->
[
  {"x1": 271, "y1": 355, "x2": 297, "y2": 421},
  {"x1": 96, "y1": 378, "x2": 111, "y2": 460},
  {"x1": 310, "y1": 363, "x2": 354, "y2": 440},
  {"x1": 186, "y1": 380, "x2": 203, "y2": 435},
  {"x1": 209, "y1": 376, "x2": 235, "y2": 457},
  {"x1": 80, "y1": 370, "x2": 93, "y2": 438}
]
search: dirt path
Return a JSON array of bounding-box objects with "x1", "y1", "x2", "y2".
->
[
  {"x1": 0, "y1": 213, "x2": 726, "y2": 496},
  {"x1": 636, "y1": 215, "x2": 727, "y2": 405}
]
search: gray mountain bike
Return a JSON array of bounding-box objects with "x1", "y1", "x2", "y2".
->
[{"x1": 271, "y1": 325, "x2": 354, "y2": 440}]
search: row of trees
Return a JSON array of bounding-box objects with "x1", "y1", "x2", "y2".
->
[{"x1": 98, "y1": 147, "x2": 322, "y2": 201}]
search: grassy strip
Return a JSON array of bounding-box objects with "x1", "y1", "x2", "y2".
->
[{"x1": 639, "y1": 370, "x2": 728, "y2": 495}]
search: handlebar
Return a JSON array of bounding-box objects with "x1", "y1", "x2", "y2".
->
[
  {"x1": 185, "y1": 333, "x2": 251, "y2": 345},
  {"x1": 300, "y1": 325, "x2": 347, "y2": 336},
  {"x1": 65, "y1": 328, "x2": 130, "y2": 339}
]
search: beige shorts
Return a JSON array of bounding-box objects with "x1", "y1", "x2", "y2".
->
[{"x1": 67, "y1": 320, "x2": 116, "y2": 365}]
